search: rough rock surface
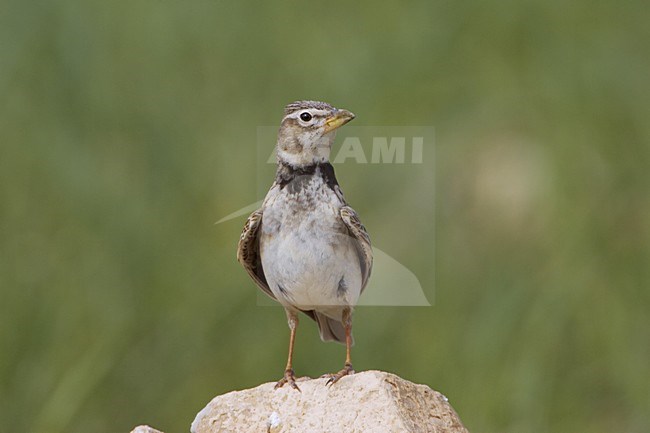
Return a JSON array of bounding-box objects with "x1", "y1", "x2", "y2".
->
[{"x1": 190, "y1": 370, "x2": 469, "y2": 433}]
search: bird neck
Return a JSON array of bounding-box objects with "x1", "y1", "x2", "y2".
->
[
  {"x1": 278, "y1": 159, "x2": 320, "y2": 175},
  {"x1": 276, "y1": 146, "x2": 331, "y2": 168},
  {"x1": 275, "y1": 159, "x2": 339, "y2": 192}
]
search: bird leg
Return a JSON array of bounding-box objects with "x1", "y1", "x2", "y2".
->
[
  {"x1": 326, "y1": 308, "x2": 355, "y2": 385},
  {"x1": 275, "y1": 310, "x2": 301, "y2": 391}
]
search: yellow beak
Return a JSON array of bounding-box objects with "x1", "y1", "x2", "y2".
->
[{"x1": 323, "y1": 109, "x2": 355, "y2": 134}]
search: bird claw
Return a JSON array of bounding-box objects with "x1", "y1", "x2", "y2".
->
[
  {"x1": 275, "y1": 369, "x2": 301, "y2": 392},
  {"x1": 324, "y1": 363, "x2": 355, "y2": 386}
]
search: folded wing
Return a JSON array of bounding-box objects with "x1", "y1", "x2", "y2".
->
[
  {"x1": 236, "y1": 209, "x2": 275, "y2": 300},
  {"x1": 340, "y1": 205, "x2": 373, "y2": 292}
]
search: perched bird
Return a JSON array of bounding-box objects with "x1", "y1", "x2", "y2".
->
[{"x1": 237, "y1": 101, "x2": 372, "y2": 390}]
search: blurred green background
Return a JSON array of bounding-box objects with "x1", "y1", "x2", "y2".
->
[{"x1": 1, "y1": 1, "x2": 649, "y2": 432}]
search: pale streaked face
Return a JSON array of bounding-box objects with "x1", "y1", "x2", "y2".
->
[{"x1": 276, "y1": 101, "x2": 355, "y2": 167}]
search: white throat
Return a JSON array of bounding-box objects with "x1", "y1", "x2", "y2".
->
[{"x1": 277, "y1": 146, "x2": 331, "y2": 167}]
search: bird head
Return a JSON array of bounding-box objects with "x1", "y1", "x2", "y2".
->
[{"x1": 276, "y1": 100, "x2": 355, "y2": 167}]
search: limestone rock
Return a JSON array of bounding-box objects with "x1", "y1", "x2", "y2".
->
[
  {"x1": 191, "y1": 370, "x2": 468, "y2": 433},
  {"x1": 130, "y1": 426, "x2": 164, "y2": 433}
]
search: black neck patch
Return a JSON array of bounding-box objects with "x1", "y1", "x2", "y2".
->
[{"x1": 276, "y1": 160, "x2": 339, "y2": 194}]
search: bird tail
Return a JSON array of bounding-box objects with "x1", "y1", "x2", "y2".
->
[{"x1": 313, "y1": 312, "x2": 354, "y2": 346}]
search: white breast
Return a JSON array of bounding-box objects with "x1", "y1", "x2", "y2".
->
[{"x1": 259, "y1": 176, "x2": 362, "y2": 314}]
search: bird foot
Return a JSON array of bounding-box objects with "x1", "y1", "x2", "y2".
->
[
  {"x1": 274, "y1": 368, "x2": 301, "y2": 392},
  {"x1": 323, "y1": 363, "x2": 355, "y2": 386}
]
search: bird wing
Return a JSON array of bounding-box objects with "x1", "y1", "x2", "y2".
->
[
  {"x1": 340, "y1": 205, "x2": 373, "y2": 292},
  {"x1": 236, "y1": 209, "x2": 275, "y2": 300}
]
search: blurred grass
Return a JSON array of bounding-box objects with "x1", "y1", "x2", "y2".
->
[{"x1": 1, "y1": 0, "x2": 649, "y2": 432}]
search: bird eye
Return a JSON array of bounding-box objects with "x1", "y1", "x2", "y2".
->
[{"x1": 300, "y1": 112, "x2": 312, "y2": 122}]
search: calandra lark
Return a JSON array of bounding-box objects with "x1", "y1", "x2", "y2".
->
[{"x1": 237, "y1": 101, "x2": 372, "y2": 390}]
